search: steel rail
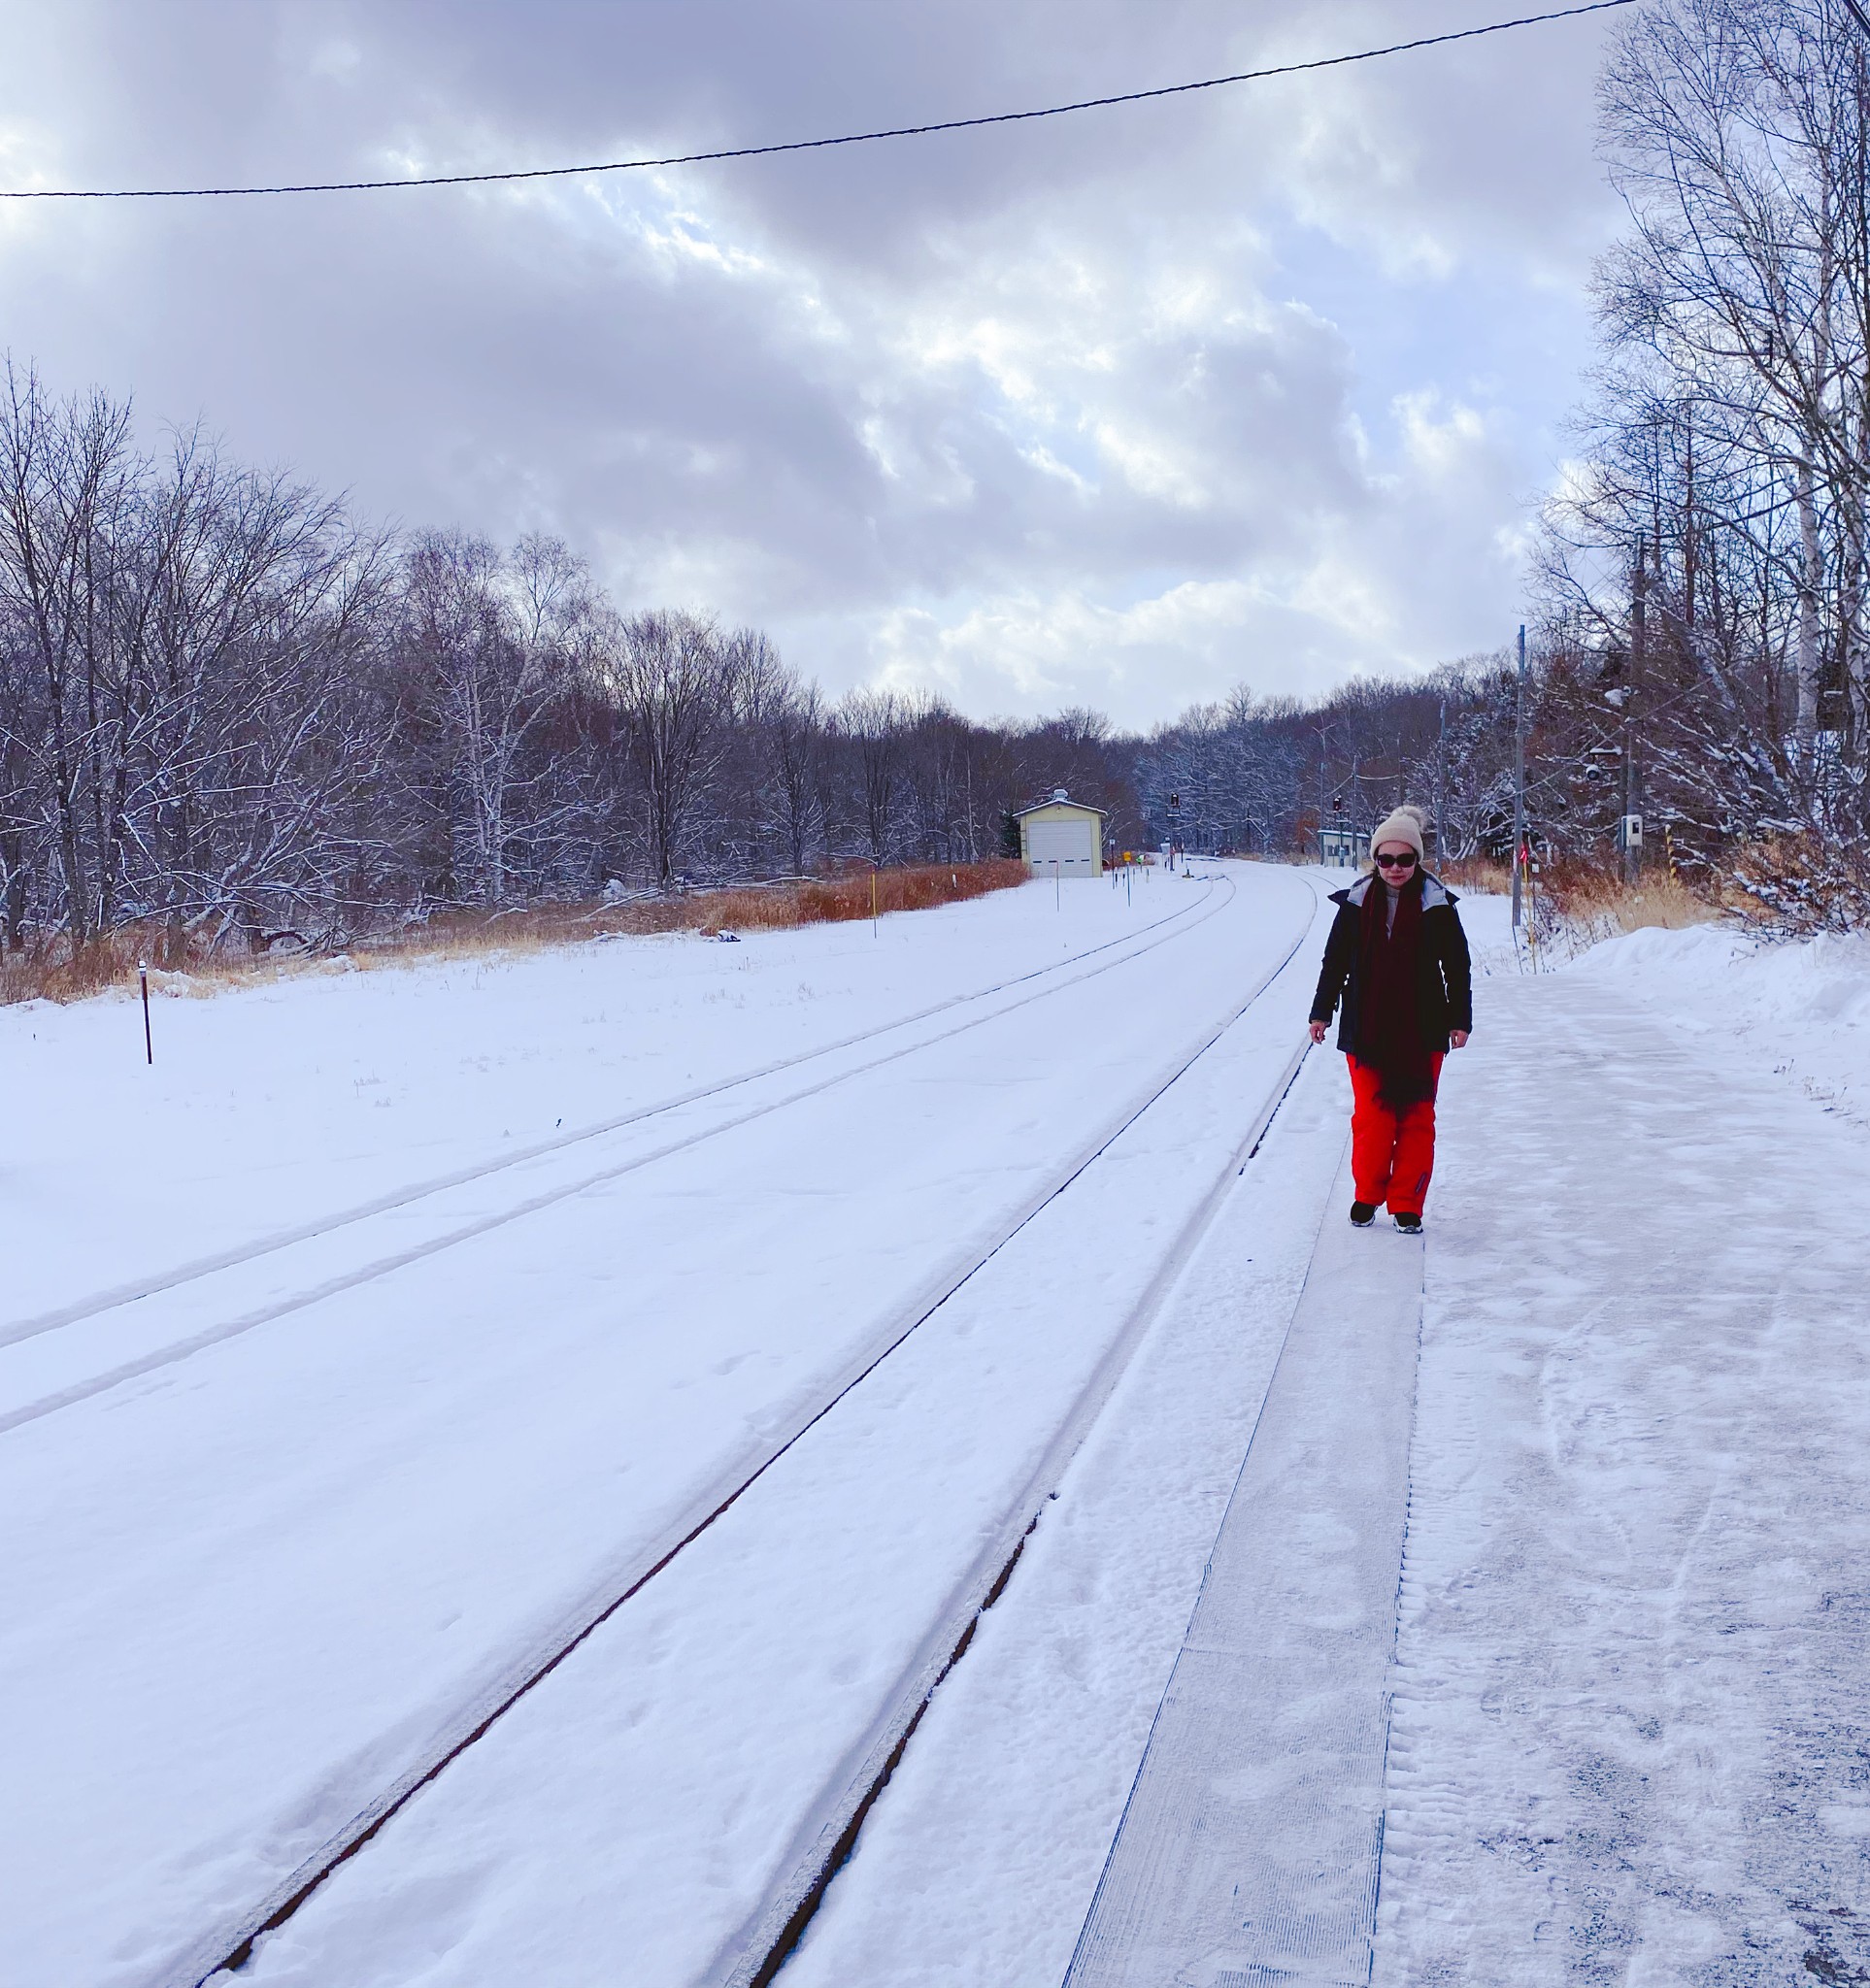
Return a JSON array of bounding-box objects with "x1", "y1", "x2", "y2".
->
[
  {"x1": 5, "y1": 882, "x2": 1238, "y2": 1440},
  {"x1": 710, "y1": 881, "x2": 1328, "y2": 1988},
  {"x1": 160, "y1": 867, "x2": 1320, "y2": 1988},
  {"x1": 6, "y1": 881, "x2": 1216, "y2": 1353}
]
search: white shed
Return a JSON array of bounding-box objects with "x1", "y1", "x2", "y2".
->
[{"x1": 1016, "y1": 788, "x2": 1105, "y2": 878}]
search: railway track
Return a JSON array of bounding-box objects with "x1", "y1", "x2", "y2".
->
[
  {"x1": 158, "y1": 867, "x2": 1329, "y2": 1988},
  {"x1": 711, "y1": 1026, "x2": 1318, "y2": 1988},
  {"x1": 1, "y1": 878, "x2": 1239, "y2": 1439},
  {"x1": 6, "y1": 880, "x2": 1218, "y2": 1355}
]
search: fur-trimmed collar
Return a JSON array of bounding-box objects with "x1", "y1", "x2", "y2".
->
[{"x1": 1329, "y1": 871, "x2": 1457, "y2": 911}]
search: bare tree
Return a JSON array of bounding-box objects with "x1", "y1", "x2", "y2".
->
[
  {"x1": 838, "y1": 686, "x2": 909, "y2": 865},
  {"x1": 0, "y1": 363, "x2": 137, "y2": 945},
  {"x1": 399, "y1": 530, "x2": 590, "y2": 906},
  {"x1": 766, "y1": 678, "x2": 827, "y2": 875},
  {"x1": 602, "y1": 610, "x2": 734, "y2": 885},
  {"x1": 1576, "y1": 0, "x2": 1870, "y2": 814}
]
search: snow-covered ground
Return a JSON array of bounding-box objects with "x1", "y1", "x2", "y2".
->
[
  {"x1": 1379, "y1": 918, "x2": 1870, "y2": 1984},
  {"x1": 778, "y1": 893, "x2": 1870, "y2": 1987},
  {"x1": 8, "y1": 869, "x2": 1867, "y2": 1988},
  {"x1": 3, "y1": 869, "x2": 1220, "y2": 1321},
  {"x1": 1570, "y1": 916, "x2": 1870, "y2": 1130},
  {"x1": 2, "y1": 862, "x2": 1334, "y2": 1988}
]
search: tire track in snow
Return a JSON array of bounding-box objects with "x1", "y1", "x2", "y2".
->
[
  {"x1": 164, "y1": 868, "x2": 1325, "y2": 1988},
  {"x1": 1, "y1": 881, "x2": 1238, "y2": 1439}
]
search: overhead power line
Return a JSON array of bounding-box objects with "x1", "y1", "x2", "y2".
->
[{"x1": 2, "y1": 0, "x2": 1636, "y2": 202}]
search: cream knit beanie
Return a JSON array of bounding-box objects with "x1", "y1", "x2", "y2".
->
[{"x1": 1368, "y1": 806, "x2": 1428, "y2": 863}]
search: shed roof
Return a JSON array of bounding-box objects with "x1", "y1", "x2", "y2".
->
[{"x1": 1013, "y1": 788, "x2": 1107, "y2": 818}]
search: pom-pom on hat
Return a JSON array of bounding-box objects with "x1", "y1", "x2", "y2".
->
[{"x1": 1369, "y1": 806, "x2": 1427, "y2": 862}]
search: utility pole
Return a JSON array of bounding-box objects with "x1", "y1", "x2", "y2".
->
[
  {"x1": 1435, "y1": 698, "x2": 1448, "y2": 867},
  {"x1": 1625, "y1": 535, "x2": 1647, "y2": 884},
  {"x1": 1511, "y1": 625, "x2": 1527, "y2": 929},
  {"x1": 1314, "y1": 719, "x2": 1330, "y2": 859}
]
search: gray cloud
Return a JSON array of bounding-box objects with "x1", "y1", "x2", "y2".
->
[{"x1": 0, "y1": 0, "x2": 1626, "y2": 725}]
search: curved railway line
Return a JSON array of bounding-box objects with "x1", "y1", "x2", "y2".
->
[
  {"x1": 24, "y1": 866, "x2": 1331, "y2": 1988},
  {"x1": 3, "y1": 878, "x2": 1241, "y2": 1440},
  {"x1": 709, "y1": 1011, "x2": 1319, "y2": 1988},
  {"x1": 5, "y1": 878, "x2": 1219, "y2": 1354}
]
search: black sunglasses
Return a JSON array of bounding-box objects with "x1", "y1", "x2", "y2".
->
[{"x1": 1375, "y1": 850, "x2": 1419, "y2": 870}]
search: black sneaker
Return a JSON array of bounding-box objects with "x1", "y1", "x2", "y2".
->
[
  {"x1": 1350, "y1": 1202, "x2": 1377, "y2": 1228},
  {"x1": 1393, "y1": 1211, "x2": 1423, "y2": 1236}
]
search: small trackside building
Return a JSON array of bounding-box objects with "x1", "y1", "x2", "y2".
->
[{"x1": 1016, "y1": 788, "x2": 1105, "y2": 878}]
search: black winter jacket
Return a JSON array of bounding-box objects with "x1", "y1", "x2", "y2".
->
[{"x1": 1309, "y1": 872, "x2": 1473, "y2": 1058}]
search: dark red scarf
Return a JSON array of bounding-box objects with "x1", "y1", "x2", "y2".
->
[{"x1": 1358, "y1": 873, "x2": 1435, "y2": 1107}]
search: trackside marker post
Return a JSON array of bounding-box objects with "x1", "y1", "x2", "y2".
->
[
  {"x1": 1526, "y1": 848, "x2": 1542, "y2": 973},
  {"x1": 139, "y1": 962, "x2": 152, "y2": 1064}
]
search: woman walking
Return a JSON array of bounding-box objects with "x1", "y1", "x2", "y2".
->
[{"x1": 1308, "y1": 807, "x2": 1472, "y2": 1235}]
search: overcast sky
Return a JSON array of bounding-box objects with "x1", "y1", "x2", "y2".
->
[{"x1": 0, "y1": 1, "x2": 1628, "y2": 728}]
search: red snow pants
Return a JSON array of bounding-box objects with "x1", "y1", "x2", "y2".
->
[{"x1": 1349, "y1": 1054, "x2": 1444, "y2": 1216}]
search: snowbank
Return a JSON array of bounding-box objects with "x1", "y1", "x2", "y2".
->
[
  {"x1": 1567, "y1": 919, "x2": 1870, "y2": 1127},
  {"x1": 1411, "y1": 878, "x2": 1870, "y2": 1127}
]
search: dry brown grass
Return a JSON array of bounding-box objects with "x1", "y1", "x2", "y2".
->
[
  {"x1": 1434, "y1": 853, "x2": 1515, "y2": 895},
  {"x1": 1424, "y1": 849, "x2": 1717, "y2": 936},
  {"x1": 0, "y1": 859, "x2": 1033, "y2": 1008},
  {"x1": 1725, "y1": 834, "x2": 1870, "y2": 935},
  {"x1": 1537, "y1": 854, "x2": 1720, "y2": 936}
]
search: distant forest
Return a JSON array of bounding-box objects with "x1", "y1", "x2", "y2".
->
[
  {"x1": 0, "y1": 363, "x2": 1539, "y2": 958},
  {"x1": 0, "y1": 359, "x2": 1820, "y2": 961},
  {"x1": 7, "y1": 0, "x2": 1868, "y2": 956}
]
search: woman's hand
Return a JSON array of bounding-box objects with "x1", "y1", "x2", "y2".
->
[
  {"x1": 1450, "y1": 1029, "x2": 1470, "y2": 1049},
  {"x1": 1309, "y1": 1019, "x2": 1327, "y2": 1044}
]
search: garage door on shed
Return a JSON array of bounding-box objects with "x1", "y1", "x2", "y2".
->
[{"x1": 1027, "y1": 818, "x2": 1096, "y2": 874}]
